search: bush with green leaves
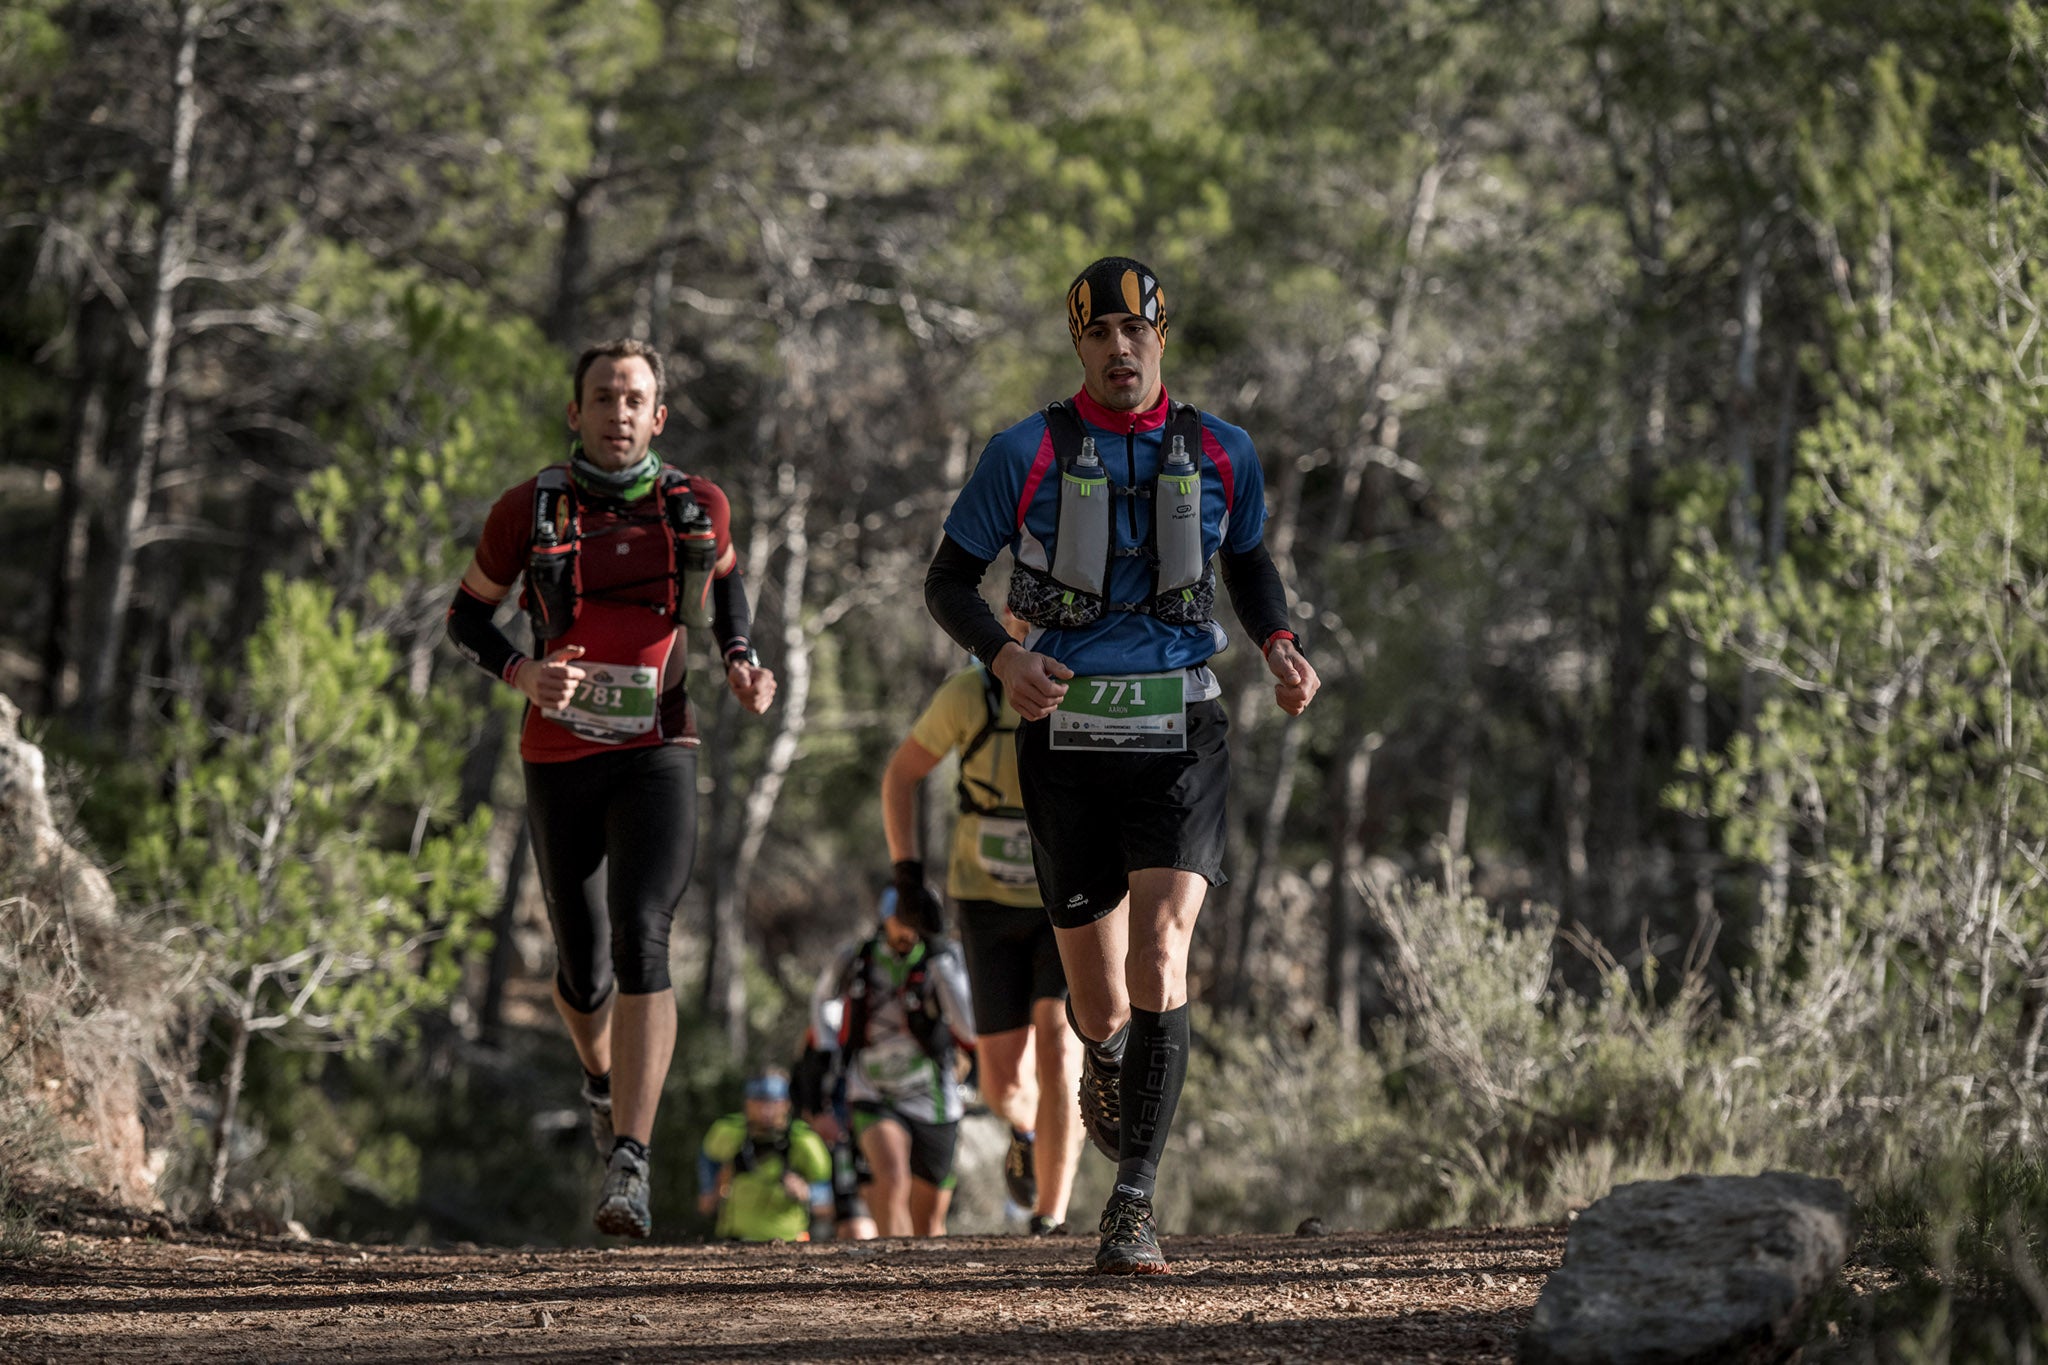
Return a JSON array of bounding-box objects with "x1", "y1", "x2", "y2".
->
[
  {"x1": 1159, "y1": 861, "x2": 2040, "y2": 1240},
  {"x1": 128, "y1": 577, "x2": 491, "y2": 1213}
]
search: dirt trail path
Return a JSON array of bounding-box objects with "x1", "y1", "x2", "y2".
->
[{"x1": 1, "y1": 1225, "x2": 1562, "y2": 1363}]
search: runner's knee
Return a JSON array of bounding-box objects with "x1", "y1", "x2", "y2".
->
[
  {"x1": 611, "y1": 937, "x2": 672, "y2": 995},
  {"x1": 555, "y1": 963, "x2": 614, "y2": 1015},
  {"x1": 1067, "y1": 993, "x2": 1128, "y2": 1046}
]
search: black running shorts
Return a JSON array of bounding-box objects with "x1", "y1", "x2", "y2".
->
[
  {"x1": 957, "y1": 899, "x2": 1066, "y2": 1035},
  {"x1": 1015, "y1": 697, "x2": 1231, "y2": 930},
  {"x1": 851, "y1": 1103, "x2": 961, "y2": 1188}
]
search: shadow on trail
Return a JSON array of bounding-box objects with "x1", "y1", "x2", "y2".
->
[{"x1": 255, "y1": 1312, "x2": 1536, "y2": 1363}]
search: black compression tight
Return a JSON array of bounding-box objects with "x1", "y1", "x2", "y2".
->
[{"x1": 523, "y1": 744, "x2": 697, "y2": 1011}]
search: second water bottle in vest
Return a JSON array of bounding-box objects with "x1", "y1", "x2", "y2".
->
[
  {"x1": 1154, "y1": 433, "x2": 1203, "y2": 593},
  {"x1": 668, "y1": 491, "x2": 716, "y2": 629}
]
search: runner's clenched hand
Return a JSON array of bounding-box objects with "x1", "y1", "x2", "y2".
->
[
  {"x1": 514, "y1": 644, "x2": 587, "y2": 710},
  {"x1": 991, "y1": 643, "x2": 1073, "y2": 721},
  {"x1": 727, "y1": 658, "x2": 776, "y2": 714},
  {"x1": 1266, "y1": 639, "x2": 1320, "y2": 716}
]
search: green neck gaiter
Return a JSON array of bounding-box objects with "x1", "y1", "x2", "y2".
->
[{"x1": 568, "y1": 442, "x2": 660, "y2": 502}]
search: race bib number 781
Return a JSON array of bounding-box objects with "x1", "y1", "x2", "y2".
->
[{"x1": 542, "y1": 662, "x2": 659, "y2": 743}]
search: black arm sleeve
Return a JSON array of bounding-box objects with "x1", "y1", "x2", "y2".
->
[
  {"x1": 446, "y1": 584, "x2": 525, "y2": 682},
  {"x1": 712, "y1": 569, "x2": 754, "y2": 662},
  {"x1": 1218, "y1": 542, "x2": 1295, "y2": 650},
  {"x1": 924, "y1": 535, "x2": 1015, "y2": 668}
]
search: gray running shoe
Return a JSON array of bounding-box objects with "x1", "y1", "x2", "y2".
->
[
  {"x1": 1094, "y1": 1196, "x2": 1167, "y2": 1274},
  {"x1": 1028, "y1": 1214, "x2": 1067, "y2": 1236},
  {"x1": 1078, "y1": 1045, "x2": 1122, "y2": 1161},
  {"x1": 593, "y1": 1144, "x2": 651, "y2": 1238},
  {"x1": 581, "y1": 1079, "x2": 614, "y2": 1158},
  {"x1": 1004, "y1": 1129, "x2": 1038, "y2": 1209}
]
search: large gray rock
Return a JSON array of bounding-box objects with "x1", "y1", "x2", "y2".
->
[{"x1": 1520, "y1": 1171, "x2": 1854, "y2": 1365}]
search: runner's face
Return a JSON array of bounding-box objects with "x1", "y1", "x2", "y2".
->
[
  {"x1": 568, "y1": 356, "x2": 667, "y2": 470},
  {"x1": 883, "y1": 916, "x2": 920, "y2": 955},
  {"x1": 1076, "y1": 312, "x2": 1164, "y2": 413},
  {"x1": 745, "y1": 1097, "x2": 790, "y2": 1131}
]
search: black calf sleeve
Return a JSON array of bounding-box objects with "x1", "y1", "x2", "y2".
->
[{"x1": 1114, "y1": 1004, "x2": 1190, "y2": 1205}]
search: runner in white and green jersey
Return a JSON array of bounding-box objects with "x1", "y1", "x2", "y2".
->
[{"x1": 808, "y1": 889, "x2": 976, "y2": 1237}]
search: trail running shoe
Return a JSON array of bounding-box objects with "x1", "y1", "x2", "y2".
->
[
  {"x1": 1029, "y1": 1214, "x2": 1067, "y2": 1236},
  {"x1": 1078, "y1": 1045, "x2": 1122, "y2": 1161},
  {"x1": 1094, "y1": 1196, "x2": 1167, "y2": 1275},
  {"x1": 593, "y1": 1144, "x2": 652, "y2": 1238},
  {"x1": 1004, "y1": 1129, "x2": 1038, "y2": 1210},
  {"x1": 581, "y1": 1079, "x2": 614, "y2": 1159}
]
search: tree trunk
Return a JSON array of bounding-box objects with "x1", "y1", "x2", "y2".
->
[
  {"x1": 80, "y1": 0, "x2": 203, "y2": 733},
  {"x1": 709, "y1": 465, "x2": 814, "y2": 1055},
  {"x1": 1681, "y1": 634, "x2": 1714, "y2": 926},
  {"x1": 478, "y1": 820, "x2": 531, "y2": 1047},
  {"x1": 700, "y1": 466, "x2": 777, "y2": 1037},
  {"x1": 207, "y1": 1004, "x2": 253, "y2": 1212},
  {"x1": 40, "y1": 298, "x2": 117, "y2": 717},
  {"x1": 1223, "y1": 720, "x2": 1302, "y2": 1012},
  {"x1": 545, "y1": 101, "x2": 617, "y2": 347},
  {"x1": 1326, "y1": 726, "x2": 1377, "y2": 1039},
  {"x1": 1219, "y1": 148, "x2": 1444, "y2": 1012}
]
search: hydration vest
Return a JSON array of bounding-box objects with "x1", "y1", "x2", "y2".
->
[
  {"x1": 955, "y1": 665, "x2": 1022, "y2": 818},
  {"x1": 524, "y1": 464, "x2": 717, "y2": 642},
  {"x1": 1007, "y1": 400, "x2": 1220, "y2": 631},
  {"x1": 836, "y1": 938, "x2": 953, "y2": 1068},
  {"x1": 729, "y1": 1123, "x2": 795, "y2": 1175}
]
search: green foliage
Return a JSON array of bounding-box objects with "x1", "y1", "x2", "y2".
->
[
  {"x1": 1170, "y1": 1007, "x2": 1405, "y2": 1234},
  {"x1": 1854, "y1": 1153, "x2": 2048, "y2": 1361},
  {"x1": 129, "y1": 577, "x2": 491, "y2": 1063},
  {"x1": 295, "y1": 248, "x2": 562, "y2": 622},
  {"x1": 0, "y1": 0, "x2": 64, "y2": 145},
  {"x1": 1671, "y1": 46, "x2": 2048, "y2": 1176}
]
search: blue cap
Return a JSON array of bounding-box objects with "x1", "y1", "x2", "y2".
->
[
  {"x1": 877, "y1": 886, "x2": 898, "y2": 920},
  {"x1": 744, "y1": 1073, "x2": 790, "y2": 1102}
]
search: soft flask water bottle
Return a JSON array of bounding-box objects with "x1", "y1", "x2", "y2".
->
[{"x1": 670, "y1": 493, "x2": 716, "y2": 629}]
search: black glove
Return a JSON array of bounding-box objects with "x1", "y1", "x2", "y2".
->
[{"x1": 891, "y1": 858, "x2": 946, "y2": 938}]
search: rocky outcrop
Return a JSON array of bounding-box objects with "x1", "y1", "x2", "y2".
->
[
  {"x1": 0, "y1": 692, "x2": 166, "y2": 1211},
  {"x1": 1519, "y1": 1171, "x2": 1854, "y2": 1365},
  {"x1": 0, "y1": 694, "x2": 118, "y2": 930}
]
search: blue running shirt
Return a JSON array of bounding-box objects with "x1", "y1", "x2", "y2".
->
[{"x1": 942, "y1": 388, "x2": 1268, "y2": 678}]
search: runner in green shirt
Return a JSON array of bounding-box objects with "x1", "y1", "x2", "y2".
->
[{"x1": 697, "y1": 1071, "x2": 833, "y2": 1242}]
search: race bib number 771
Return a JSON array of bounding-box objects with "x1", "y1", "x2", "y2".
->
[{"x1": 1048, "y1": 673, "x2": 1186, "y2": 752}]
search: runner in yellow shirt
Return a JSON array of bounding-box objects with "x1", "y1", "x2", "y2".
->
[{"x1": 882, "y1": 612, "x2": 1082, "y2": 1235}]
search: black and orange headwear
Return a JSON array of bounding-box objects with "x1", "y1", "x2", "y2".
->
[{"x1": 1065, "y1": 256, "x2": 1168, "y2": 345}]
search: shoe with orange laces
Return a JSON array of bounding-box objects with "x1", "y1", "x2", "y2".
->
[
  {"x1": 1093, "y1": 1196, "x2": 1167, "y2": 1274},
  {"x1": 1004, "y1": 1128, "x2": 1038, "y2": 1209}
]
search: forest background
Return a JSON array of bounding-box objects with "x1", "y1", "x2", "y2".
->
[{"x1": 3, "y1": 0, "x2": 2047, "y2": 1352}]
